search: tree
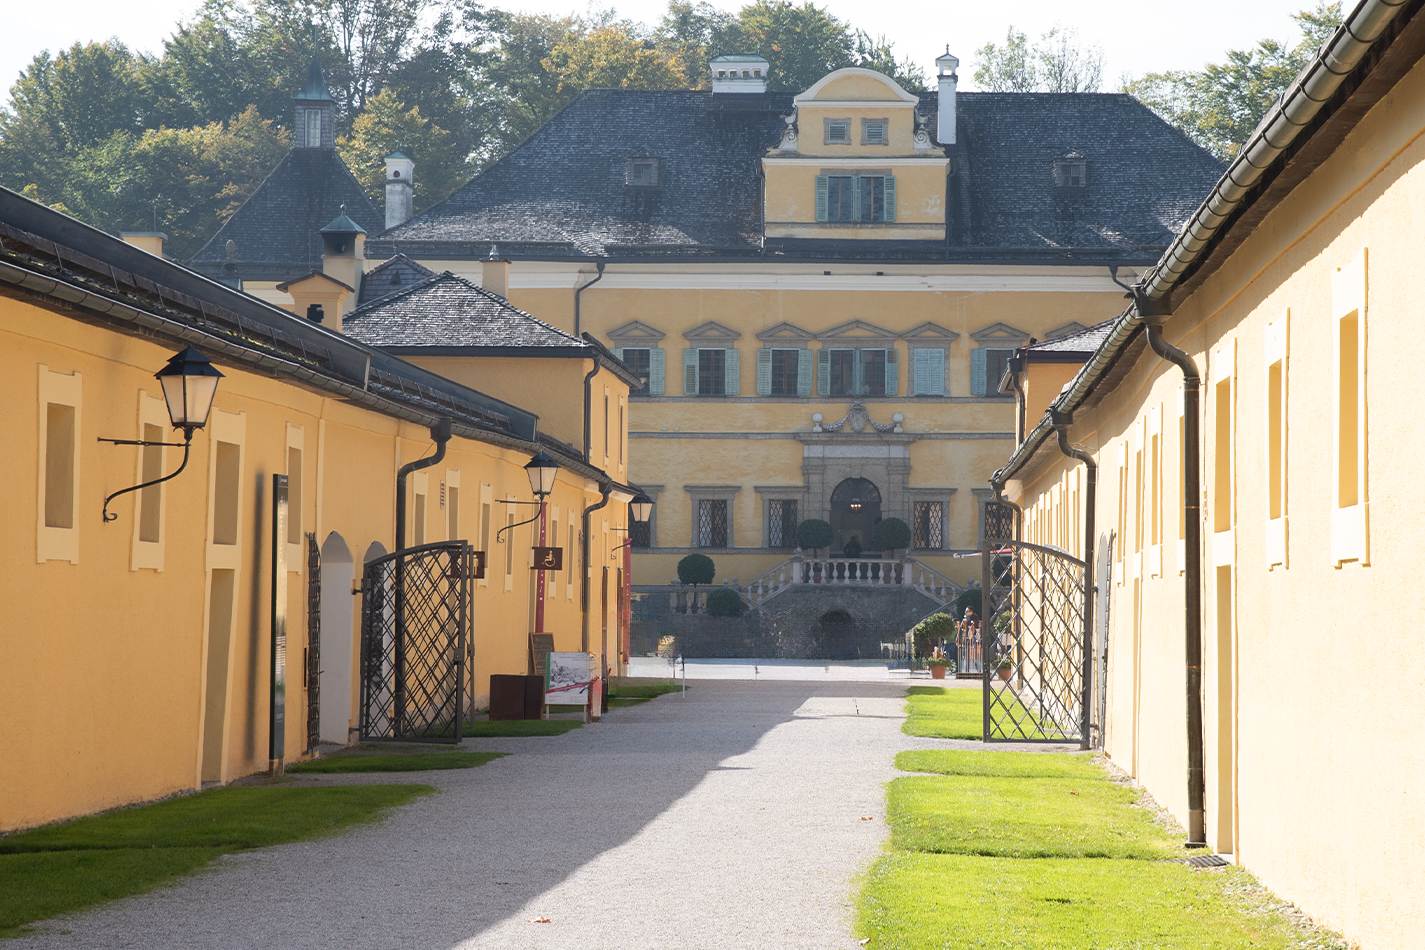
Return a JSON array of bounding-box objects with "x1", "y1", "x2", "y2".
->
[
  {"x1": 656, "y1": 0, "x2": 737, "y2": 86},
  {"x1": 677, "y1": 553, "x2": 716, "y2": 586},
  {"x1": 795, "y1": 519, "x2": 832, "y2": 556},
  {"x1": 705, "y1": 587, "x2": 746, "y2": 617},
  {"x1": 871, "y1": 517, "x2": 911, "y2": 557},
  {"x1": 727, "y1": 1, "x2": 857, "y2": 91},
  {"x1": 542, "y1": 24, "x2": 688, "y2": 94},
  {"x1": 973, "y1": 25, "x2": 1103, "y2": 93},
  {"x1": 1125, "y1": 2, "x2": 1343, "y2": 160},
  {"x1": 482, "y1": 10, "x2": 584, "y2": 150},
  {"x1": 337, "y1": 90, "x2": 468, "y2": 210}
]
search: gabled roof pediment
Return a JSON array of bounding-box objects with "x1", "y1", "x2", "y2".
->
[
  {"x1": 683, "y1": 321, "x2": 741, "y2": 341},
  {"x1": 1045, "y1": 321, "x2": 1089, "y2": 340},
  {"x1": 819, "y1": 319, "x2": 898, "y2": 343},
  {"x1": 902, "y1": 321, "x2": 960, "y2": 342},
  {"x1": 608, "y1": 320, "x2": 667, "y2": 344},
  {"x1": 971, "y1": 321, "x2": 1031, "y2": 345},
  {"x1": 755, "y1": 321, "x2": 816, "y2": 344},
  {"x1": 275, "y1": 270, "x2": 353, "y2": 293}
]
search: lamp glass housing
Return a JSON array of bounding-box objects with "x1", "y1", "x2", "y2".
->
[
  {"x1": 630, "y1": 491, "x2": 654, "y2": 523},
  {"x1": 524, "y1": 451, "x2": 560, "y2": 497},
  {"x1": 155, "y1": 347, "x2": 224, "y2": 431}
]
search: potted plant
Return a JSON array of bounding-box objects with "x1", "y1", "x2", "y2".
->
[
  {"x1": 996, "y1": 654, "x2": 1013, "y2": 681},
  {"x1": 927, "y1": 657, "x2": 952, "y2": 680}
]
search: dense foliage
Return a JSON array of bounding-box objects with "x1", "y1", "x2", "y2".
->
[
  {"x1": 0, "y1": 0, "x2": 923, "y2": 257},
  {"x1": 795, "y1": 518, "x2": 833, "y2": 555},
  {"x1": 677, "y1": 553, "x2": 716, "y2": 586},
  {"x1": 705, "y1": 587, "x2": 746, "y2": 617},
  {"x1": 871, "y1": 517, "x2": 911, "y2": 555}
]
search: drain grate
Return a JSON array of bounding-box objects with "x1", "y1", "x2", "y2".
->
[{"x1": 1179, "y1": 853, "x2": 1229, "y2": 868}]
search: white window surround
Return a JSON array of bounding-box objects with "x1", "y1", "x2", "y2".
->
[
  {"x1": 1147, "y1": 404, "x2": 1162, "y2": 579},
  {"x1": 285, "y1": 424, "x2": 305, "y2": 573},
  {"x1": 37, "y1": 364, "x2": 82, "y2": 565},
  {"x1": 130, "y1": 391, "x2": 169, "y2": 572},
  {"x1": 445, "y1": 468, "x2": 461, "y2": 542},
  {"x1": 1332, "y1": 249, "x2": 1369, "y2": 566},
  {"x1": 206, "y1": 409, "x2": 246, "y2": 573},
  {"x1": 1211, "y1": 339, "x2": 1236, "y2": 569},
  {"x1": 685, "y1": 485, "x2": 739, "y2": 550},
  {"x1": 478, "y1": 482, "x2": 493, "y2": 588},
  {"x1": 1264, "y1": 311, "x2": 1289, "y2": 570},
  {"x1": 413, "y1": 471, "x2": 428, "y2": 546}
]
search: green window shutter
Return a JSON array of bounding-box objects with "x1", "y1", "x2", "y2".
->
[
  {"x1": 931, "y1": 348, "x2": 946, "y2": 395},
  {"x1": 885, "y1": 347, "x2": 898, "y2": 396},
  {"x1": 797, "y1": 348, "x2": 814, "y2": 396},
  {"x1": 912, "y1": 348, "x2": 929, "y2": 396},
  {"x1": 815, "y1": 175, "x2": 829, "y2": 221},
  {"x1": 684, "y1": 348, "x2": 699, "y2": 395},
  {"x1": 756, "y1": 347, "x2": 772, "y2": 395},
  {"x1": 817, "y1": 349, "x2": 830, "y2": 396},
  {"x1": 970, "y1": 348, "x2": 987, "y2": 396},
  {"x1": 724, "y1": 347, "x2": 740, "y2": 395},
  {"x1": 649, "y1": 348, "x2": 665, "y2": 395},
  {"x1": 852, "y1": 348, "x2": 864, "y2": 394},
  {"x1": 612, "y1": 347, "x2": 623, "y2": 362},
  {"x1": 883, "y1": 175, "x2": 896, "y2": 222},
  {"x1": 851, "y1": 175, "x2": 862, "y2": 222}
]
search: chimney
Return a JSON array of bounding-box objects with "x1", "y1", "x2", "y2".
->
[
  {"x1": 120, "y1": 232, "x2": 167, "y2": 258},
  {"x1": 384, "y1": 151, "x2": 415, "y2": 229},
  {"x1": 319, "y1": 206, "x2": 367, "y2": 315},
  {"x1": 710, "y1": 55, "x2": 769, "y2": 94},
  {"x1": 936, "y1": 48, "x2": 959, "y2": 146},
  {"x1": 482, "y1": 245, "x2": 510, "y2": 299}
]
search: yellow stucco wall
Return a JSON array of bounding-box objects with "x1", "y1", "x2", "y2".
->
[
  {"x1": 1004, "y1": 54, "x2": 1425, "y2": 950},
  {"x1": 2, "y1": 299, "x2": 626, "y2": 832}
]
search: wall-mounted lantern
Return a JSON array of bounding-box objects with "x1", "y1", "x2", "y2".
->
[
  {"x1": 496, "y1": 450, "x2": 561, "y2": 542},
  {"x1": 612, "y1": 488, "x2": 655, "y2": 558},
  {"x1": 100, "y1": 346, "x2": 223, "y2": 522}
]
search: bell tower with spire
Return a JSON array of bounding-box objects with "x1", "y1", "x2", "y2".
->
[{"x1": 294, "y1": 55, "x2": 337, "y2": 149}]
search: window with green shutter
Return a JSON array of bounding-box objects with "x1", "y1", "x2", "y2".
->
[
  {"x1": 758, "y1": 349, "x2": 801, "y2": 396},
  {"x1": 970, "y1": 348, "x2": 1014, "y2": 396},
  {"x1": 797, "y1": 348, "x2": 814, "y2": 396},
  {"x1": 816, "y1": 175, "x2": 896, "y2": 223},
  {"x1": 912, "y1": 348, "x2": 945, "y2": 396},
  {"x1": 648, "y1": 348, "x2": 665, "y2": 394}
]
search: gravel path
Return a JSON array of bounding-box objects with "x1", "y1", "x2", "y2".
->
[{"x1": 14, "y1": 680, "x2": 944, "y2": 949}]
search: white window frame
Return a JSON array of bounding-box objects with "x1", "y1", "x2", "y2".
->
[
  {"x1": 1264, "y1": 311, "x2": 1288, "y2": 570},
  {"x1": 37, "y1": 364, "x2": 82, "y2": 564},
  {"x1": 1332, "y1": 249, "x2": 1369, "y2": 566},
  {"x1": 131, "y1": 390, "x2": 170, "y2": 571},
  {"x1": 285, "y1": 424, "x2": 305, "y2": 572},
  {"x1": 1210, "y1": 339, "x2": 1236, "y2": 569}
]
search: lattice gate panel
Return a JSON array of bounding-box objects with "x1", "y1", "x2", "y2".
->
[
  {"x1": 305, "y1": 533, "x2": 321, "y2": 754},
  {"x1": 981, "y1": 538, "x2": 1089, "y2": 744},
  {"x1": 359, "y1": 541, "x2": 472, "y2": 743}
]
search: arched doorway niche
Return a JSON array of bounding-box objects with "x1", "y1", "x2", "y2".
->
[
  {"x1": 829, "y1": 477, "x2": 881, "y2": 555},
  {"x1": 318, "y1": 533, "x2": 356, "y2": 745}
]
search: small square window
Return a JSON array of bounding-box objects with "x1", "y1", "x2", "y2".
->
[
  {"x1": 862, "y1": 119, "x2": 888, "y2": 145},
  {"x1": 825, "y1": 119, "x2": 851, "y2": 144},
  {"x1": 626, "y1": 158, "x2": 660, "y2": 187}
]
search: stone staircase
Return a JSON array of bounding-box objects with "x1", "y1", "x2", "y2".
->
[{"x1": 740, "y1": 555, "x2": 964, "y2": 609}]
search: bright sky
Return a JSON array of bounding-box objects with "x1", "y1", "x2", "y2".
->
[{"x1": 4, "y1": 0, "x2": 1309, "y2": 95}]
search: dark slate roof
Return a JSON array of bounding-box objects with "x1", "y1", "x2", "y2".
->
[
  {"x1": 357, "y1": 253, "x2": 436, "y2": 307},
  {"x1": 344, "y1": 272, "x2": 593, "y2": 351},
  {"x1": 1026, "y1": 319, "x2": 1116, "y2": 355},
  {"x1": 187, "y1": 149, "x2": 383, "y2": 282},
  {"x1": 377, "y1": 88, "x2": 1223, "y2": 264}
]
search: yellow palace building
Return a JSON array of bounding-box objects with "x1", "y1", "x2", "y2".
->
[
  {"x1": 0, "y1": 187, "x2": 633, "y2": 832},
  {"x1": 995, "y1": 2, "x2": 1425, "y2": 946},
  {"x1": 193, "y1": 51, "x2": 1222, "y2": 651}
]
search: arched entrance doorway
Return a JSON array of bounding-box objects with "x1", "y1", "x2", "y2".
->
[
  {"x1": 318, "y1": 532, "x2": 355, "y2": 744},
  {"x1": 829, "y1": 477, "x2": 881, "y2": 555}
]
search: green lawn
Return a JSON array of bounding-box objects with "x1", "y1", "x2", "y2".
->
[
  {"x1": 902, "y1": 686, "x2": 984, "y2": 739},
  {"x1": 859, "y1": 747, "x2": 1337, "y2": 948},
  {"x1": 888, "y1": 773, "x2": 1186, "y2": 860},
  {"x1": 859, "y1": 852, "x2": 1309, "y2": 950},
  {"x1": 607, "y1": 682, "x2": 685, "y2": 707},
  {"x1": 287, "y1": 751, "x2": 504, "y2": 773},
  {"x1": 0, "y1": 785, "x2": 431, "y2": 938},
  {"x1": 461, "y1": 719, "x2": 582, "y2": 738}
]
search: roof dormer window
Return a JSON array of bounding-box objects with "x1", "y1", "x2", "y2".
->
[
  {"x1": 1054, "y1": 151, "x2": 1088, "y2": 188},
  {"x1": 626, "y1": 157, "x2": 661, "y2": 187},
  {"x1": 824, "y1": 119, "x2": 851, "y2": 145}
]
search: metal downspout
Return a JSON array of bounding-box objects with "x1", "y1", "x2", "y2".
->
[
  {"x1": 1143, "y1": 323, "x2": 1207, "y2": 847},
  {"x1": 573, "y1": 260, "x2": 605, "y2": 339},
  {"x1": 581, "y1": 482, "x2": 613, "y2": 652},
  {"x1": 1051, "y1": 412, "x2": 1096, "y2": 751},
  {"x1": 582, "y1": 349, "x2": 600, "y2": 462},
  {"x1": 395, "y1": 417, "x2": 452, "y2": 552}
]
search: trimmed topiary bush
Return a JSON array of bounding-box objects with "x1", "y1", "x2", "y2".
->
[
  {"x1": 677, "y1": 553, "x2": 715, "y2": 586},
  {"x1": 796, "y1": 518, "x2": 833, "y2": 555},
  {"x1": 872, "y1": 517, "x2": 912, "y2": 556},
  {"x1": 706, "y1": 587, "x2": 747, "y2": 617}
]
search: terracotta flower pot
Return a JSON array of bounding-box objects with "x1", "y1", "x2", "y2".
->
[
  {"x1": 930, "y1": 665, "x2": 947, "y2": 680},
  {"x1": 997, "y1": 667, "x2": 1011, "y2": 681}
]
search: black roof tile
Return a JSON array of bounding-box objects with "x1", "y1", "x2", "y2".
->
[
  {"x1": 377, "y1": 88, "x2": 1222, "y2": 263},
  {"x1": 187, "y1": 149, "x2": 383, "y2": 282}
]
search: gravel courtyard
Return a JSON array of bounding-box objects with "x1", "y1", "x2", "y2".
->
[{"x1": 14, "y1": 679, "x2": 944, "y2": 949}]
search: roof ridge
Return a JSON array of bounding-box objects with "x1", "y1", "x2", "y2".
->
[{"x1": 347, "y1": 270, "x2": 448, "y2": 317}]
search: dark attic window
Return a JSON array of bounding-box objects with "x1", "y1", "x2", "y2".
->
[
  {"x1": 1054, "y1": 151, "x2": 1088, "y2": 188},
  {"x1": 626, "y1": 158, "x2": 661, "y2": 187}
]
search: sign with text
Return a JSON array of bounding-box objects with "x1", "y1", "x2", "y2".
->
[
  {"x1": 545, "y1": 651, "x2": 592, "y2": 705},
  {"x1": 530, "y1": 633, "x2": 555, "y2": 677},
  {"x1": 532, "y1": 546, "x2": 563, "y2": 571}
]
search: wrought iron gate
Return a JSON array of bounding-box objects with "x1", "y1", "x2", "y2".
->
[
  {"x1": 981, "y1": 509, "x2": 1091, "y2": 745},
  {"x1": 359, "y1": 541, "x2": 473, "y2": 743},
  {"x1": 305, "y1": 533, "x2": 321, "y2": 754}
]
